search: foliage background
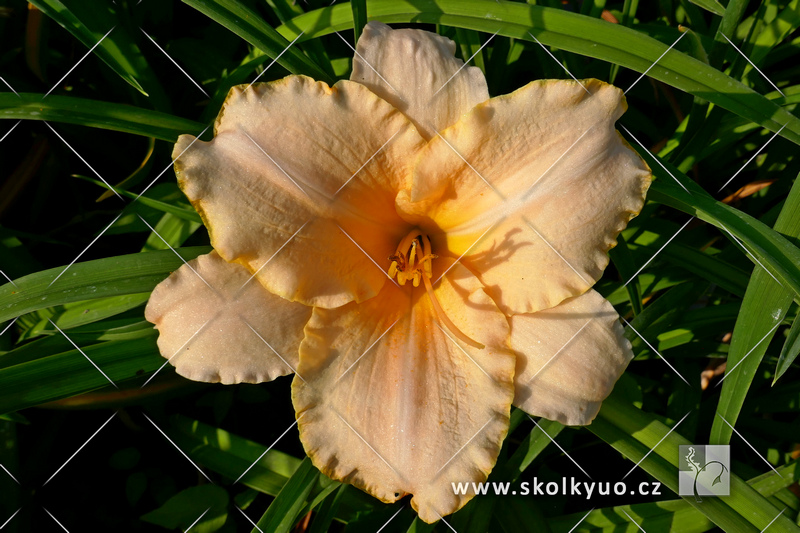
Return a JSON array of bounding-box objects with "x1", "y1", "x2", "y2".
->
[{"x1": 0, "y1": 0, "x2": 799, "y2": 531}]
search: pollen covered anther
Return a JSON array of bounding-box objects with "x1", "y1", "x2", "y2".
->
[{"x1": 389, "y1": 230, "x2": 485, "y2": 349}]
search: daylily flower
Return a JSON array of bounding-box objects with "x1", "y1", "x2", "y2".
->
[{"x1": 145, "y1": 22, "x2": 651, "y2": 522}]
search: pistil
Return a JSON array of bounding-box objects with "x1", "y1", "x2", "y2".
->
[{"x1": 389, "y1": 231, "x2": 485, "y2": 349}]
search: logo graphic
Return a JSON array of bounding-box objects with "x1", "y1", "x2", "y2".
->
[{"x1": 679, "y1": 445, "x2": 730, "y2": 500}]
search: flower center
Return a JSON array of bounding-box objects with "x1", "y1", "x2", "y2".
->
[{"x1": 389, "y1": 230, "x2": 484, "y2": 349}]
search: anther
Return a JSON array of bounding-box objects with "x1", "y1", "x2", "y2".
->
[{"x1": 389, "y1": 230, "x2": 485, "y2": 349}]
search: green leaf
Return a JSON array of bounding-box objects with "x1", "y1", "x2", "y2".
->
[
  {"x1": 646, "y1": 173, "x2": 800, "y2": 306},
  {"x1": 308, "y1": 484, "x2": 349, "y2": 533},
  {"x1": 142, "y1": 213, "x2": 203, "y2": 252},
  {"x1": 253, "y1": 456, "x2": 319, "y2": 533},
  {"x1": 0, "y1": 247, "x2": 210, "y2": 324},
  {"x1": 686, "y1": 0, "x2": 725, "y2": 16},
  {"x1": 0, "y1": 93, "x2": 205, "y2": 142},
  {"x1": 141, "y1": 484, "x2": 229, "y2": 533},
  {"x1": 744, "y1": 0, "x2": 800, "y2": 69},
  {"x1": 499, "y1": 418, "x2": 563, "y2": 482},
  {"x1": 29, "y1": 0, "x2": 158, "y2": 98},
  {"x1": 608, "y1": 232, "x2": 643, "y2": 315},
  {"x1": 711, "y1": 172, "x2": 800, "y2": 444},
  {"x1": 0, "y1": 336, "x2": 162, "y2": 415},
  {"x1": 170, "y1": 415, "x2": 302, "y2": 495},
  {"x1": 275, "y1": 0, "x2": 800, "y2": 145},
  {"x1": 77, "y1": 176, "x2": 202, "y2": 223},
  {"x1": 549, "y1": 461, "x2": 800, "y2": 532},
  {"x1": 351, "y1": 0, "x2": 368, "y2": 45},
  {"x1": 497, "y1": 497, "x2": 551, "y2": 533},
  {"x1": 181, "y1": 0, "x2": 333, "y2": 84},
  {"x1": 594, "y1": 393, "x2": 800, "y2": 532},
  {"x1": 16, "y1": 293, "x2": 149, "y2": 341},
  {"x1": 775, "y1": 314, "x2": 800, "y2": 382}
]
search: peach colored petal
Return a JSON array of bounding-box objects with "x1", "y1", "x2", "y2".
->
[
  {"x1": 144, "y1": 252, "x2": 311, "y2": 384},
  {"x1": 292, "y1": 259, "x2": 515, "y2": 523},
  {"x1": 397, "y1": 79, "x2": 651, "y2": 315},
  {"x1": 352, "y1": 21, "x2": 489, "y2": 140},
  {"x1": 174, "y1": 76, "x2": 425, "y2": 308},
  {"x1": 510, "y1": 289, "x2": 632, "y2": 426}
]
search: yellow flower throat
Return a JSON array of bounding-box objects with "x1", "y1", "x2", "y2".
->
[{"x1": 389, "y1": 230, "x2": 484, "y2": 350}]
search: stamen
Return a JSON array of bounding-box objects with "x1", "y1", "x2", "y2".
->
[
  {"x1": 396, "y1": 230, "x2": 422, "y2": 256},
  {"x1": 421, "y1": 235, "x2": 434, "y2": 279},
  {"x1": 390, "y1": 230, "x2": 485, "y2": 350},
  {"x1": 422, "y1": 275, "x2": 485, "y2": 350},
  {"x1": 408, "y1": 240, "x2": 417, "y2": 269}
]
